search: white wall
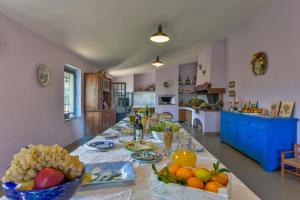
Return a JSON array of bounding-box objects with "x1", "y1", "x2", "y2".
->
[{"x1": 226, "y1": 0, "x2": 300, "y2": 142}]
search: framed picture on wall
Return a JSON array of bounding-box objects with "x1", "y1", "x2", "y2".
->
[
  {"x1": 269, "y1": 101, "x2": 281, "y2": 117},
  {"x1": 229, "y1": 81, "x2": 235, "y2": 88},
  {"x1": 229, "y1": 90, "x2": 235, "y2": 97},
  {"x1": 279, "y1": 101, "x2": 295, "y2": 118}
]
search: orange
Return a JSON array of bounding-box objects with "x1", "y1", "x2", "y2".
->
[
  {"x1": 168, "y1": 164, "x2": 182, "y2": 176},
  {"x1": 211, "y1": 173, "x2": 228, "y2": 186},
  {"x1": 205, "y1": 181, "x2": 223, "y2": 193},
  {"x1": 176, "y1": 167, "x2": 194, "y2": 180},
  {"x1": 187, "y1": 177, "x2": 204, "y2": 189}
]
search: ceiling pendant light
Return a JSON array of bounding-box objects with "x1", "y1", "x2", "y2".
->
[
  {"x1": 152, "y1": 56, "x2": 164, "y2": 67},
  {"x1": 150, "y1": 25, "x2": 170, "y2": 43}
]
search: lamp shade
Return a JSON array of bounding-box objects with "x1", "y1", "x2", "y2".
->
[
  {"x1": 150, "y1": 25, "x2": 170, "y2": 43},
  {"x1": 152, "y1": 56, "x2": 164, "y2": 67}
]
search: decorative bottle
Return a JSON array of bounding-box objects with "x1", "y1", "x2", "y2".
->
[
  {"x1": 186, "y1": 76, "x2": 191, "y2": 84},
  {"x1": 179, "y1": 75, "x2": 182, "y2": 85}
]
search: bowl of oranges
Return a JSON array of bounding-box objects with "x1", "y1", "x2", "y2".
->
[{"x1": 149, "y1": 160, "x2": 230, "y2": 200}]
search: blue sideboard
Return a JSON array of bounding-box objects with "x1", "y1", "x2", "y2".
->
[{"x1": 220, "y1": 111, "x2": 298, "y2": 172}]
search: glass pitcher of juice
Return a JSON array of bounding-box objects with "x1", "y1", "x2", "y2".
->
[{"x1": 172, "y1": 135, "x2": 197, "y2": 168}]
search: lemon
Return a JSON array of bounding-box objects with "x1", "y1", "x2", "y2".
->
[{"x1": 193, "y1": 168, "x2": 211, "y2": 182}]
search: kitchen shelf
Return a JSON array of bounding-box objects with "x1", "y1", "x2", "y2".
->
[
  {"x1": 134, "y1": 90, "x2": 155, "y2": 92},
  {"x1": 179, "y1": 93, "x2": 197, "y2": 95},
  {"x1": 179, "y1": 83, "x2": 196, "y2": 86}
]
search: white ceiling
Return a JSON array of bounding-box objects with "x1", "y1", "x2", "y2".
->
[{"x1": 0, "y1": 0, "x2": 271, "y2": 76}]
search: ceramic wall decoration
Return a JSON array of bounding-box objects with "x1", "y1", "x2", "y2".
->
[
  {"x1": 37, "y1": 65, "x2": 51, "y2": 87},
  {"x1": 163, "y1": 81, "x2": 171, "y2": 88},
  {"x1": 269, "y1": 101, "x2": 281, "y2": 117},
  {"x1": 279, "y1": 101, "x2": 295, "y2": 118},
  {"x1": 229, "y1": 81, "x2": 235, "y2": 88},
  {"x1": 251, "y1": 52, "x2": 267, "y2": 75}
]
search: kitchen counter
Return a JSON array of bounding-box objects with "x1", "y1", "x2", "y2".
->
[
  {"x1": 179, "y1": 106, "x2": 220, "y2": 133},
  {"x1": 179, "y1": 106, "x2": 220, "y2": 112}
]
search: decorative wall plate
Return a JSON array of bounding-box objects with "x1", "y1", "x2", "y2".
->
[
  {"x1": 37, "y1": 65, "x2": 51, "y2": 86},
  {"x1": 251, "y1": 52, "x2": 267, "y2": 75},
  {"x1": 163, "y1": 81, "x2": 171, "y2": 88}
]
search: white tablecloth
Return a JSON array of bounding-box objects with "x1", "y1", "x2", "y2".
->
[{"x1": 1, "y1": 119, "x2": 260, "y2": 200}]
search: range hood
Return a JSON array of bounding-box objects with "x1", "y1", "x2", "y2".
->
[{"x1": 195, "y1": 82, "x2": 225, "y2": 94}]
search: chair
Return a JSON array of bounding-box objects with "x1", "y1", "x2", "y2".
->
[
  {"x1": 281, "y1": 144, "x2": 300, "y2": 176},
  {"x1": 159, "y1": 112, "x2": 173, "y2": 121}
]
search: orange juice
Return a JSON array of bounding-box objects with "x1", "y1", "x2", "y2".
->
[{"x1": 172, "y1": 149, "x2": 197, "y2": 168}]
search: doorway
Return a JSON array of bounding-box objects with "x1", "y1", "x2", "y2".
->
[{"x1": 112, "y1": 82, "x2": 130, "y2": 122}]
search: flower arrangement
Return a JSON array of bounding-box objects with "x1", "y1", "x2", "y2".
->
[{"x1": 251, "y1": 52, "x2": 267, "y2": 75}]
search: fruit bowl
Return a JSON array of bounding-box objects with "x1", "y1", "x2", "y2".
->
[
  {"x1": 149, "y1": 172, "x2": 231, "y2": 200},
  {"x1": 2, "y1": 169, "x2": 85, "y2": 200}
]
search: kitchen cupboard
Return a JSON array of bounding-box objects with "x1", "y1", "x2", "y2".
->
[
  {"x1": 179, "y1": 109, "x2": 186, "y2": 122},
  {"x1": 221, "y1": 111, "x2": 298, "y2": 171},
  {"x1": 84, "y1": 73, "x2": 115, "y2": 135},
  {"x1": 178, "y1": 108, "x2": 193, "y2": 125}
]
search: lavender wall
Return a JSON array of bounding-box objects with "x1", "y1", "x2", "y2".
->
[
  {"x1": 196, "y1": 40, "x2": 226, "y2": 88},
  {"x1": 0, "y1": 13, "x2": 98, "y2": 175},
  {"x1": 114, "y1": 74, "x2": 134, "y2": 92},
  {"x1": 155, "y1": 65, "x2": 179, "y2": 120},
  {"x1": 179, "y1": 62, "x2": 197, "y2": 85},
  {"x1": 134, "y1": 72, "x2": 155, "y2": 90},
  {"x1": 226, "y1": 0, "x2": 300, "y2": 142}
]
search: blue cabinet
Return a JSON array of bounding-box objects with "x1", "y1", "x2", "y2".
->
[{"x1": 220, "y1": 111, "x2": 298, "y2": 172}]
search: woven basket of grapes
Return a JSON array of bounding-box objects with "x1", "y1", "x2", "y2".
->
[{"x1": 2, "y1": 144, "x2": 84, "y2": 200}]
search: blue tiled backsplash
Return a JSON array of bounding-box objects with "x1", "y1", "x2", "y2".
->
[{"x1": 133, "y1": 92, "x2": 155, "y2": 107}]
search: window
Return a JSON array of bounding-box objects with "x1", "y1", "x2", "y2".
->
[
  {"x1": 64, "y1": 65, "x2": 81, "y2": 120},
  {"x1": 133, "y1": 92, "x2": 155, "y2": 107}
]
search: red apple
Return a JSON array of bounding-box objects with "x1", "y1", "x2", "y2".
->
[{"x1": 34, "y1": 168, "x2": 65, "y2": 190}]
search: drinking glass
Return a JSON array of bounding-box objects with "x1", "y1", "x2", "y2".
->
[{"x1": 164, "y1": 128, "x2": 173, "y2": 157}]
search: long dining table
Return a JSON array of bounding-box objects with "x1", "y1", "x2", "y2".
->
[{"x1": 1, "y1": 118, "x2": 260, "y2": 200}]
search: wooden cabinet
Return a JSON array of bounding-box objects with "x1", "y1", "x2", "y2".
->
[
  {"x1": 85, "y1": 112, "x2": 100, "y2": 134},
  {"x1": 102, "y1": 78, "x2": 111, "y2": 92},
  {"x1": 84, "y1": 73, "x2": 100, "y2": 111},
  {"x1": 185, "y1": 110, "x2": 192, "y2": 124},
  {"x1": 84, "y1": 73, "x2": 115, "y2": 135},
  {"x1": 179, "y1": 109, "x2": 186, "y2": 122},
  {"x1": 178, "y1": 109, "x2": 192, "y2": 124}
]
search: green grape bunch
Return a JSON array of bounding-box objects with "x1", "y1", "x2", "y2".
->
[{"x1": 2, "y1": 144, "x2": 84, "y2": 184}]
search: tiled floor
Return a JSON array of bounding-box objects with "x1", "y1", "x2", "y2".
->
[{"x1": 181, "y1": 123, "x2": 300, "y2": 200}]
